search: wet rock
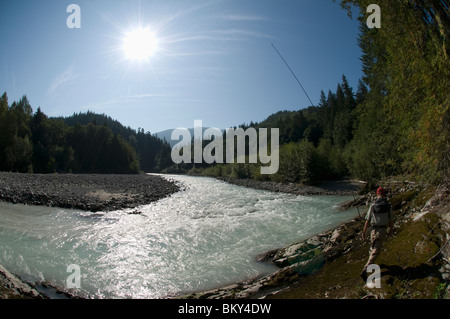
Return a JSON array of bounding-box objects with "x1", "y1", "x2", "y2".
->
[
  {"x1": 256, "y1": 249, "x2": 278, "y2": 263},
  {"x1": 0, "y1": 265, "x2": 43, "y2": 299},
  {"x1": 272, "y1": 242, "x2": 323, "y2": 269}
]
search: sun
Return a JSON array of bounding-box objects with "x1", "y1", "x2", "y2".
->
[{"x1": 122, "y1": 27, "x2": 159, "y2": 61}]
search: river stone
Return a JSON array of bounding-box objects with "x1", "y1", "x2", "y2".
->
[
  {"x1": 0, "y1": 264, "x2": 42, "y2": 299},
  {"x1": 290, "y1": 254, "x2": 325, "y2": 276},
  {"x1": 273, "y1": 241, "x2": 323, "y2": 269}
]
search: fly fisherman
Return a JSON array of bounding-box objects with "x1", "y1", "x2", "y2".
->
[{"x1": 360, "y1": 187, "x2": 394, "y2": 281}]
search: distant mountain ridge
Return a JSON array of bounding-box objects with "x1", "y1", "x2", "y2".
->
[{"x1": 154, "y1": 127, "x2": 210, "y2": 148}]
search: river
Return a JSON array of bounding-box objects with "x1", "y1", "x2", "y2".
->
[{"x1": 0, "y1": 174, "x2": 358, "y2": 298}]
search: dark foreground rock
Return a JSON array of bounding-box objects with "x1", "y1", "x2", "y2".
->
[
  {"x1": 0, "y1": 264, "x2": 43, "y2": 299},
  {"x1": 0, "y1": 264, "x2": 83, "y2": 299},
  {"x1": 0, "y1": 172, "x2": 180, "y2": 212}
]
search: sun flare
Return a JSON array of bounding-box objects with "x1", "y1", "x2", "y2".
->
[{"x1": 122, "y1": 27, "x2": 159, "y2": 61}]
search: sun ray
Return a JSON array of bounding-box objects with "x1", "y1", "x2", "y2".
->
[{"x1": 122, "y1": 27, "x2": 159, "y2": 62}]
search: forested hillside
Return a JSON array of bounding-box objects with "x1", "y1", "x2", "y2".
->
[
  {"x1": 0, "y1": 94, "x2": 172, "y2": 174},
  {"x1": 185, "y1": 0, "x2": 449, "y2": 186},
  {"x1": 1, "y1": 0, "x2": 447, "y2": 185},
  {"x1": 180, "y1": 75, "x2": 366, "y2": 184},
  {"x1": 339, "y1": 0, "x2": 449, "y2": 184}
]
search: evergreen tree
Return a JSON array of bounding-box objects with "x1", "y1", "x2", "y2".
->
[
  {"x1": 0, "y1": 95, "x2": 33, "y2": 172},
  {"x1": 355, "y1": 79, "x2": 368, "y2": 106},
  {"x1": 0, "y1": 93, "x2": 9, "y2": 168},
  {"x1": 0, "y1": 94, "x2": 174, "y2": 174},
  {"x1": 287, "y1": 111, "x2": 307, "y2": 143},
  {"x1": 339, "y1": 0, "x2": 449, "y2": 181}
]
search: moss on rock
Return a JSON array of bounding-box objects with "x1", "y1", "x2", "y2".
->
[{"x1": 268, "y1": 209, "x2": 446, "y2": 299}]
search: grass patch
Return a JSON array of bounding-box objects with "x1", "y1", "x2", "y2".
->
[{"x1": 268, "y1": 211, "x2": 445, "y2": 299}]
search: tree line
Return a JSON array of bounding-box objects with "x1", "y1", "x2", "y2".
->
[
  {"x1": 339, "y1": 0, "x2": 449, "y2": 184},
  {"x1": 185, "y1": 0, "x2": 449, "y2": 185},
  {"x1": 1, "y1": 1, "x2": 447, "y2": 184},
  {"x1": 181, "y1": 75, "x2": 366, "y2": 184},
  {"x1": 0, "y1": 94, "x2": 172, "y2": 174}
]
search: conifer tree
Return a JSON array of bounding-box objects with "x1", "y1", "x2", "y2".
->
[{"x1": 339, "y1": 0, "x2": 449, "y2": 181}]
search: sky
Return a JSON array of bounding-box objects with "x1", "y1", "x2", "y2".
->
[{"x1": 0, "y1": 0, "x2": 363, "y2": 134}]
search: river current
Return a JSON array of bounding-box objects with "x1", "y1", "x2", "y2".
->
[{"x1": 0, "y1": 174, "x2": 358, "y2": 298}]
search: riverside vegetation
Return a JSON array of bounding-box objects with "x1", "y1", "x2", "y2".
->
[
  {"x1": 1, "y1": 3, "x2": 448, "y2": 186},
  {"x1": 169, "y1": 0, "x2": 449, "y2": 189}
]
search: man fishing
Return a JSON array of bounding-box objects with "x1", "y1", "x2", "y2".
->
[{"x1": 360, "y1": 187, "x2": 394, "y2": 281}]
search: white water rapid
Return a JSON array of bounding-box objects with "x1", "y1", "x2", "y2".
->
[{"x1": 0, "y1": 174, "x2": 358, "y2": 298}]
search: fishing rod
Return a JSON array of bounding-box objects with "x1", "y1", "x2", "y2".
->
[
  {"x1": 272, "y1": 43, "x2": 364, "y2": 220},
  {"x1": 271, "y1": 43, "x2": 315, "y2": 107}
]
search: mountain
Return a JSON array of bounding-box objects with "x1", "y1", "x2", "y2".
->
[
  {"x1": 154, "y1": 129, "x2": 179, "y2": 148},
  {"x1": 154, "y1": 127, "x2": 210, "y2": 148}
]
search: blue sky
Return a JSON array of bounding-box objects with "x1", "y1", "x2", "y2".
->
[{"x1": 0, "y1": 0, "x2": 362, "y2": 133}]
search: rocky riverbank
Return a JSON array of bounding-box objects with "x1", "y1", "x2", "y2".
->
[
  {"x1": 0, "y1": 172, "x2": 182, "y2": 299},
  {"x1": 0, "y1": 264, "x2": 44, "y2": 299},
  {"x1": 216, "y1": 176, "x2": 366, "y2": 196},
  {"x1": 186, "y1": 179, "x2": 450, "y2": 299},
  {"x1": 1, "y1": 174, "x2": 448, "y2": 299},
  {"x1": 0, "y1": 172, "x2": 180, "y2": 212}
]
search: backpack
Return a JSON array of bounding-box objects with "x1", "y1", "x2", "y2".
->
[
  {"x1": 371, "y1": 198, "x2": 391, "y2": 226},
  {"x1": 373, "y1": 198, "x2": 391, "y2": 215}
]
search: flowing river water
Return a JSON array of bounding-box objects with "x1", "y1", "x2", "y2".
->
[{"x1": 0, "y1": 174, "x2": 358, "y2": 298}]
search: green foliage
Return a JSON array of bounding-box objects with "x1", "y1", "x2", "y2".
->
[
  {"x1": 276, "y1": 140, "x2": 317, "y2": 184},
  {"x1": 30, "y1": 108, "x2": 74, "y2": 173},
  {"x1": 0, "y1": 94, "x2": 33, "y2": 172},
  {"x1": 65, "y1": 123, "x2": 139, "y2": 174},
  {"x1": 62, "y1": 111, "x2": 173, "y2": 173},
  {"x1": 3, "y1": 0, "x2": 447, "y2": 183},
  {"x1": 0, "y1": 93, "x2": 172, "y2": 174},
  {"x1": 433, "y1": 282, "x2": 448, "y2": 299},
  {"x1": 339, "y1": 0, "x2": 449, "y2": 182},
  {"x1": 316, "y1": 138, "x2": 348, "y2": 179},
  {"x1": 184, "y1": 74, "x2": 360, "y2": 184},
  {"x1": 180, "y1": 1, "x2": 448, "y2": 185}
]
